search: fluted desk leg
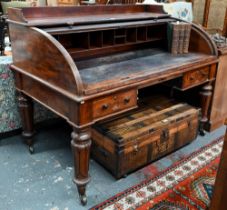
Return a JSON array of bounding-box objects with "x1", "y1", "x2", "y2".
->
[
  {"x1": 18, "y1": 92, "x2": 35, "y2": 153},
  {"x1": 71, "y1": 127, "x2": 91, "y2": 206},
  {"x1": 199, "y1": 84, "x2": 213, "y2": 136}
]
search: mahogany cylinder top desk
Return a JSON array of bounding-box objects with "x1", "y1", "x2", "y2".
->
[{"x1": 8, "y1": 5, "x2": 218, "y2": 205}]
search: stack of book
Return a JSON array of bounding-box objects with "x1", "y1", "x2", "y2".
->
[{"x1": 168, "y1": 21, "x2": 192, "y2": 55}]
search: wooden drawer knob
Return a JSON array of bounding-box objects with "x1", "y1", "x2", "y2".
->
[
  {"x1": 133, "y1": 144, "x2": 139, "y2": 153},
  {"x1": 124, "y1": 97, "x2": 131, "y2": 104},
  {"x1": 102, "y1": 104, "x2": 109, "y2": 110}
]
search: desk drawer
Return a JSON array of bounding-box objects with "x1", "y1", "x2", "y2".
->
[
  {"x1": 180, "y1": 64, "x2": 216, "y2": 90},
  {"x1": 182, "y1": 67, "x2": 209, "y2": 89},
  {"x1": 92, "y1": 89, "x2": 137, "y2": 119}
]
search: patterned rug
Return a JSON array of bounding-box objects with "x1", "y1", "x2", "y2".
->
[{"x1": 91, "y1": 136, "x2": 223, "y2": 210}]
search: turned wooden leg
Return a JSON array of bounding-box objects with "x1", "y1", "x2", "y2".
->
[
  {"x1": 199, "y1": 84, "x2": 213, "y2": 136},
  {"x1": 18, "y1": 92, "x2": 34, "y2": 153},
  {"x1": 71, "y1": 127, "x2": 91, "y2": 205}
]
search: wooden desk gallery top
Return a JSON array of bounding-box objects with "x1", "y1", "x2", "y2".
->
[{"x1": 7, "y1": 5, "x2": 169, "y2": 26}]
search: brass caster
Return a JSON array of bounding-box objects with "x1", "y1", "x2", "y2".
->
[
  {"x1": 80, "y1": 194, "x2": 87, "y2": 206},
  {"x1": 199, "y1": 122, "x2": 206, "y2": 136},
  {"x1": 29, "y1": 146, "x2": 34, "y2": 154},
  {"x1": 123, "y1": 174, "x2": 128, "y2": 178},
  {"x1": 199, "y1": 129, "x2": 206, "y2": 136}
]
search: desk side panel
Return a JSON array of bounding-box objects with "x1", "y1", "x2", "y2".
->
[
  {"x1": 15, "y1": 72, "x2": 80, "y2": 126},
  {"x1": 8, "y1": 23, "x2": 83, "y2": 96},
  {"x1": 189, "y1": 24, "x2": 218, "y2": 56}
]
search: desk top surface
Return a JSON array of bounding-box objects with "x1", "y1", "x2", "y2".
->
[{"x1": 78, "y1": 48, "x2": 216, "y2": 94}]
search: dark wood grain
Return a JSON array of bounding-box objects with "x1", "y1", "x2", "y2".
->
[
  {"x1": 9, "y1": 24, "x2": 83, "y2": 96},
  {"x1": 189, "y1": 23, "x2": 217, "y2": 55},
  {"x1": 18, "y1": 92, "x2": 35, "y2": 153},
  {"x1": 8, "y1": 5, "x2": 219, "y2": 205},
  {"x1": 7, "y1": 5, "x2": 168, "y2": 27},
  {"x1": 199, "y1": 84, "x2": 213, "y2": 135},
  {"x1": 71, "y1": 127, "x2": 91, "y2": 205},
  {"x1": 44, "y1": 19, "x2": 172, "y2": 35}
]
